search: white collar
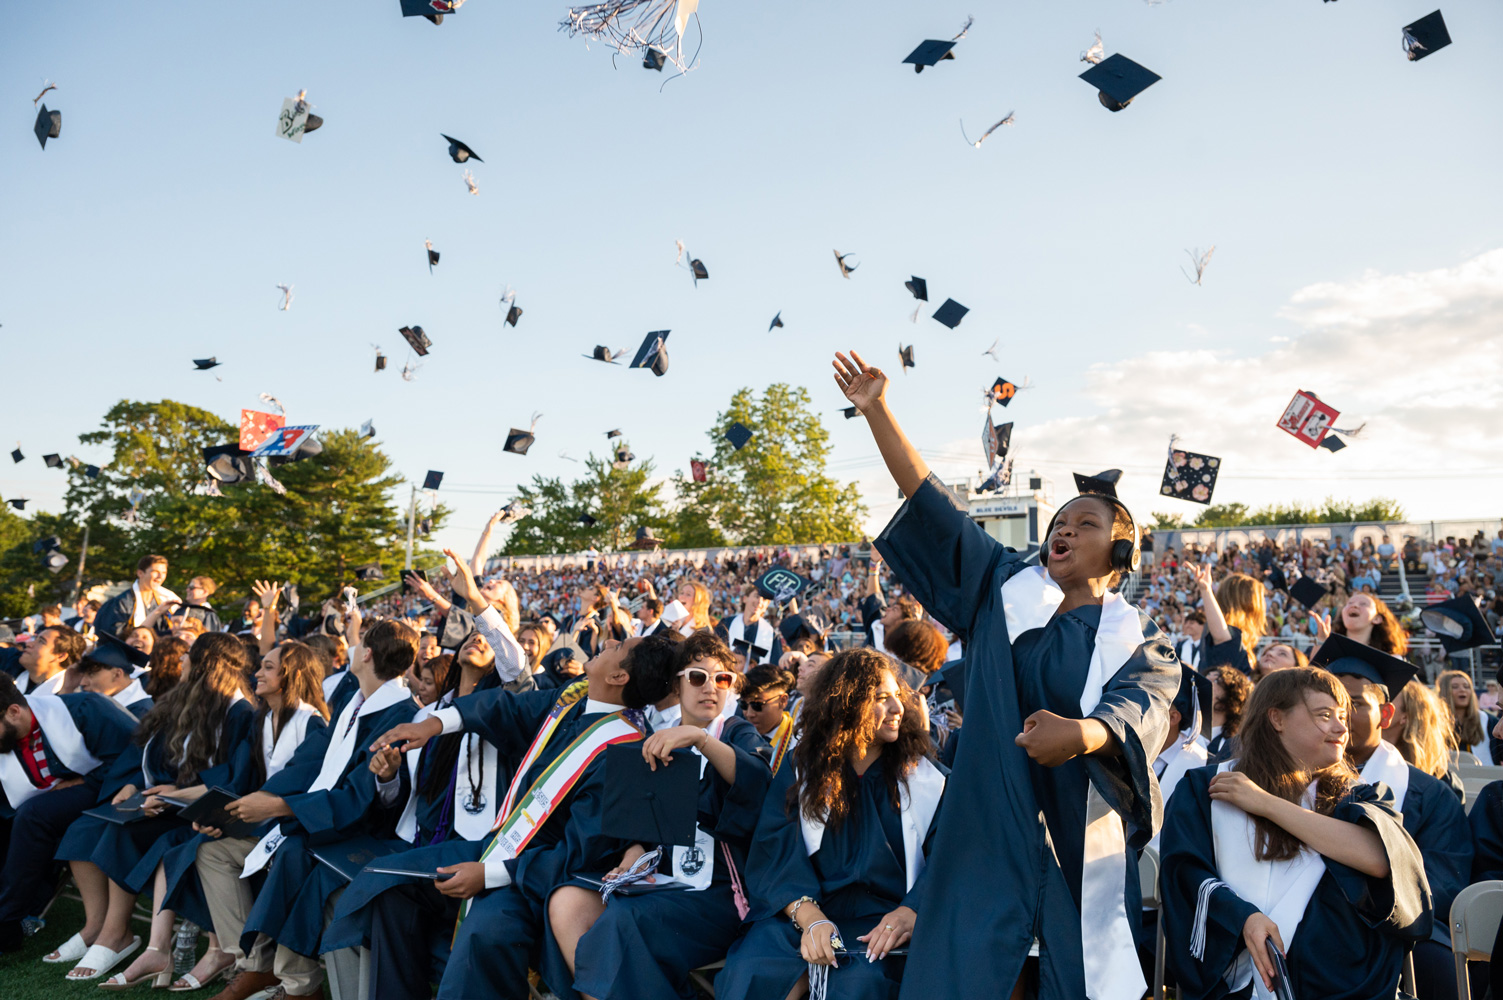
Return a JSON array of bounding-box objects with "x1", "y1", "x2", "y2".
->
[
  {"x1": 111, "y1": 678, "x2": 148, "y2": 709},
  {"x1": 584, "y1": 697, "x2": 625, "y2": 715}
]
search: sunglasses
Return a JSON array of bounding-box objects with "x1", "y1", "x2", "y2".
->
[
  {"x1": 679, "y1": 667, "x2": 736, "y2": 690},
  {"x1": 746, "y1": 696, "x2": 785, "y2": 712}
]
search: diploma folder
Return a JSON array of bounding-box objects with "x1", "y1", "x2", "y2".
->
[
  {"x1": 360, "y1": 866, "x2": 455, "y2": 882},
  {"x1": 83, "y1": 793, "x2": 179, "y2": 825},
  {"x1": 173, "y1": 786, "x2": 258, "y2": 839},
  {"x1": 310, "y1": 836, "x2": 401, "y2": 883}
]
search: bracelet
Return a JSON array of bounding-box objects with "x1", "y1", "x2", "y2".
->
[
  {"x1": 789, "y1": 895, "x2": 815, "y2": 930},
  {"x1": 696, "y1": 729, "x2": 710, "y2": 752}
]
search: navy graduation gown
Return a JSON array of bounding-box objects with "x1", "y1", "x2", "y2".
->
[
  {"x1": 1197, "y1": 626, "x2": 1253, "y2": 676},
  {"x1": 1396, "y1": 765, "x2": 1471, "y2": 931},
  {"x1": 872, "y1": 474, "x2": 1177, "y2": 1000},
  {"x1": 1160, "y1": 765, "x2": 1431, "y2": 1000},
  {"x1": 0, "y1": 693, "x2": 138, "y2": 814},
  {"x1": 570, "y1": 715, "x2": 772, "y2": 1000},
  {"x1": 1468, "y1": 779, "x2": 1503, "y2": 881}
]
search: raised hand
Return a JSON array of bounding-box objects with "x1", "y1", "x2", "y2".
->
[
  {"x1": 832, "y1": 350, "x2": 888, "y2": 413},
  {"x1": 251, "y1": 579, "x2": 282, "y2": 607},
  {"x1": 444, "y1": 547, "x2": 482, "y2": 611}
]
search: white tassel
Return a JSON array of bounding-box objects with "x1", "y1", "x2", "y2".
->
[
  {"x1": 1190, "y1": 877, "x2": 1225, "y2": 960},
  {"x1": 598, "y1": 847, "x2": 662, "y2": 903}
]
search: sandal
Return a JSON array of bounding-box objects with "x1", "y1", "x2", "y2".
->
[
  {"x1": 43, "y1": 931, "x2": 89, "y2": 963},
  {"x1": 66, "y1": 935, "x2": 141, "y2": 981},
  {"x1": 99, "y1": 946, "x2": 172, "y2": 989},
  {"x1": 167, "y1": 952, "x2": 236, "y2": 992}
]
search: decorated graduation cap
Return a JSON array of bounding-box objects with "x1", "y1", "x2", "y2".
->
[
  {"x1": 1403, "y1": 10, "x2": 1451, "y2": 61},
  {"x1": 399, "y1": 325, "x2": 432, "y2": 356},
  {"x1": 629, "y1": 331, "x2": 670, "y2": 376},
  {"x1": 690, "y1": 459, "x2": 707, "y2": 482},
  {"x1": 1311, "y1": 632, "x2": 1417, "y2": 699},
  {"x1": 1173, "y1": 665, "x2": 1213, "y2": 742},
  {"x1": 903, "y1": 39, "x2": 956, "y2": 73},
  {"x1": 990, "y1": 377, "x2": 1018, "y2": 406},
  {"x1": 932, "y1": 299, "x2": 969, "y2": 329},
  {"x1": 1160, "y1": 446, "x2": 1220, "y2": 505},
  {"x1": 898, "y1": 344, "x2": 916, "y2": 371},
  {"x1": 1420, "y1": 595, "x2": 1496, "y2": 654},
  {"x1": 1276, "y1": 390, "x2": 1339, "y2": 450},
  {"x1": 602, "y1": 743, "x2": 700, "y2": 847},
  {"x1": 203, "y1": 444, "x2": 254, "y2": 485},
  {"x1": 401, "y1": 0, "x2": 458, "y2": 23},
  {"x1": 355, "y1": 563, "x2": 383, "y2": 581},
  {"x1": 905, "y1": 277, "x2": 929, "y2": 301},
  {"x1": 84, "y1": 632, "x2": 150, "y2": 674},
  {"x1": 768, "y1": 311, "x2": 784, "y2": 331},
  {"x1": 983, "y1": 419, "x2": 1013, "y2": 464},
  {"x1": 833, "y1": 250, "x2": 858, "y2": 278},
  {"x1": 422, "y1": 470, "x2": 444, "y2": 490},
  {"x1": 1079, "y1": 53, "x2": 1161, "y2": 112},
  {"x1": 725, "y1": 422, "x2": 754, "y2": 451},
  {"x1": 193, "y1": 357, "x2": 221, "y2": 371},
  {"x1": 34, "y1": 104, "x2": 61, "y2": 149},
  {"x1": 441, "y1": 133, "x2": 482, "y2": 163},
  {"x1": 755, "y1": 567, "x2": 809, "y2": 605}
]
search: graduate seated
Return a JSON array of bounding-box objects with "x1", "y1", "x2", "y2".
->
[
  {"x1": 548, "y1": 631, "x2": 773, "y2": 1000},
  {"x1": 1161, "y1": 667, "x2": 1432, "y2": 1000},
  {"x1": 1206, "y1": 665, "x2": 1252, "y2": 760},
  {"x1": 1385, "y1": 679, "x2": 1468, "y2": 802},
  {"x1": 717, "y1": 647, "x2": 945, "y2": 1000},
  {"x1": 0, "y1": 674, "x2": 139, "y2": 954},
  {"x1": 75, "y1": 633, "x2": 155, "y2": 718},
  {"x1": 740, "y1": 663, "x2": 796, "y2": 744},
  {"x1": 0, "y1": 623, "x2": 86, "y2": 696},
  {"x1": 715, "y1": 584, "x2": 785, "y2": 668}
]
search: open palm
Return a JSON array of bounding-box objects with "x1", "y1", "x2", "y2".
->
[{"x1": 832, "y1": 350, "x2": 887, "y2": 412}]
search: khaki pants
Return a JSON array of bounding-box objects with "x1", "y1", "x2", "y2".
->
[{"x1": 195, "y1": 836, "x2": 365, "y2": 997}]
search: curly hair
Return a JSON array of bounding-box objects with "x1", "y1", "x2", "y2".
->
[
  {"x1": 1332, "y1": 593, "x2": 1408, "y2": 656},
  {"x1": 135, "y1": 632, "x2": 252, "y2": 786},
  {"x1": 1234, "y1": 668, "x2": 1358, "y2": 861},
  {"x1": 787, "y1": 647, "x2": 934, "y2": 831},
  {"x1": 1213, "y1": 665, "x2": 1253, "y2": 739},
  {"x1": 144, "y1": 635, "x2": 189, "y2": 699},
  {"x1": 623, "y1": 629, "x2": 723, "y2": 708},
  {"x1": 619, "y1": 629, "x2": 687, "y2": 709},
  {"x1": 884, "y1": 620, "x2": 947, "y2": 676}
]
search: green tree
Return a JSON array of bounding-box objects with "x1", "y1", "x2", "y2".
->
[
  {"x1": 665, "y1": 384, "x2": 866, "y2": 546},
  {"x1": 1147, "y1": 511, "x2": 1188, "y2": 531},
  {"x1": 502, "y1": 448, "x2": 669, "y2": 555},
  {"x1": 1187, "y1": 496, "x2": 1406, "y2": 528}
]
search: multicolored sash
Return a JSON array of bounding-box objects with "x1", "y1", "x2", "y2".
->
[{"x1": 767, "y1": 712, "x2": 796, "y2": 776}]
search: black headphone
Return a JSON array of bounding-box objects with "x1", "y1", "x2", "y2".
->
[{"x1": 1039, "y1": 494, "x2": 1141, "y2": 575}]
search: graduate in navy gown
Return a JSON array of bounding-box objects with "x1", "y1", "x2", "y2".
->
[
  {"x1": 548, "y1": 631, "x2": 772, "y2": 1000},
  {"x1": 75, "y1": 633, "x2": 155, "y2": 718},
  {"x1": 0, "y1": 623, "x2": 86, "y2": 696},
  {"x1": 831, "y1": 350, "x2": 1178, "y2": 1000},
  {"x1": 1161, "y1": 667, "x2": 1431, "y2": 1000},
  {"x1": 337, "y1": 626, "x2": 684, "y2": 1000},
  {"x1": 717, "y1": 647, "x2": 946, "y2": 1000},
  {"x1": 1188, "y1": 565, "x2": 1263, "y2": 677},
  {"x1": 54, "y1": 633, "x2": 257, "y2": 984},
  {"x1": 0, "y1": 675, "x2": 138, "y2": 954}
]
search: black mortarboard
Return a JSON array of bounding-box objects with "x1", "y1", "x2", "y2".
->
[
  {"x1": 426, "y1": 245, "x2": 440, "y2": 270},
  {"x1": 903, "y1": 39, "x2": 957, "y2": 73},
  {"x1": 374, "y1": 351, "x2": 387, "y2": 372},
  {"x1": 356, "y1": 563, "x2": 383, "y2": 581},
  {"x1": 43, "y1": 454, "x2": 62, "y2": 469},
  {"x1": 905, "y1": 277, "x2": 929, "y2": 301},
  {"x1": 34, "y1": 105, "x2": 60, "y2": 149},
  {"x1": 994, "y1": 421, "x2": 1014, "y2": 459},
  {"x1": 422, "y1": 470, "x2": 443, "y2": 490},
  {"x1": 1289, "y1": 576, "x2": 1328, "y2": 611},
  {"x1": 629, "y1": 331, "x2": 670, "y2": 376},
  {"x1": 606, "y1": 429, "x2": 622, "y2": 439},
  {"x1": 441, "y1": 133, "x2": 482, "y2": 163},
  {"x1": 504, "y1": 429, "x2": 535, "y2": 455},
  {"x1": 203, "y1": 444, "x2": 253, "y2": 484},
  {"x1": 504, "y1": 304, "x2": 522, "y2": 328},
  {"x1": 1172, "y1": 664, "x2": 1213, "y2": 739},
  {"x1": 10, "y1": 449, "x2": 21, "y2": 463},
  {"x1": 1317, "y1": 435, "x2": 1346, "y2": 453},
  {"x1": 899, "y1": 344, "x2": 915, "y2": 370},
  {"x1": 6, "y1": 499, "x2": 27, "y2": 510},
  {"x1": 643, "y1": 47, "x2": 667, "y2": 71},
  {"x1": 1079, "y1": 53, "x2": 1162, "y2": 111},
  {"x1": 1072, "y1": 471, "x2": 1121, "y2": 499},
  {"x1": 833, "y1": 250, "x2": 858, "y2": 278},
  {"x1": 401, "y1": 0, "x2": 454, "y2": 22},
  {"x1": 601, "y1": 744, "x2": 700, "y2": 847},
  {"x1": 1420, "y1": 595, "x2": 1496, "y2": 653},
  {"x1": 990, "y1": 377, "x2": 1017, "y2": 405},
  {"x1": 43, "y1": 551, "x2": 66, "y2": 573},
  {"x1": 614, "y1": 448, "x2": 635, "y2": 466},
  {"x1": 84, "y1": 464, "x2": 100, "y2": 479},
  {"x1": 1311, "y1": 633, "x2": 1416, "y2": 698},
  {"x1": 1159, "y1": 448, "x2": 1221, "y2": 506},
  {"x1": 578, "y1": 512, "x2": 598, "y2": 527},
  {"x1": 725, "y1": 422, "x2": 753, "y2": 451},
  {"x1": 587, "y1": 345, "x2": 623, "y2": 363},
  {"x1": 932, "y1": 299, "x2": 969, "y2": 329},
  {"x1": 399, "y1": 325, "x2": 431, "y2": 356},
  {"x1": 690, "y1": 258, "x2": 708, "y2": 283},
  {"x1": 33, "y1": 536, "x2": 60, "y2": 554},
  {"x1": 1403, "y1": 10, "x2": 1452, "y2": 61},
  {"x1": 842, "y1": 406, "x2": 862, "y2": 420},
  {"x1": 769, "y1": 311, "x2": 784, "y2": 331},
  {"x1": 193, "y1": 358, "x2": 221, "y2": 370},
  {"x1": 779, "y1": 613, "x2": 827, "y2": 648},
  {"x1": 439, "y1": 604, "x2": 475, "y2": 651},
  {"x1": 85, "y1": 632, "x2": 150, "y2": 674}
]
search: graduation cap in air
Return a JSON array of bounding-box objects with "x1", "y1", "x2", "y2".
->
[
  {"x1": 689, "y1": 257, "x2": 709, "y2": 284},
  {"x1": 1072, "y1": 469, "x2": 1123, "y2": 498},
  {"x1": 602, "y1": 743, "x2": 700, "y2": 847},
  {"x1": 401, "y1": 0, "x2": 455, "y2": 23},
  {"x1": 643, "y1": 47, "x2": 667, "y2": 71},
  {"x1": 833, "y1": 250, "x2": 858, "y2": 278},
  {"x1": 903, "y1": 39, "x2": 956, "y2": 73},
  {"x1": 504, "y1": 428, "x2": 535, "y2": 455},
  {"x1": 374, "y1": 349, "x2": 387, "y2": 372},
  {"x1": 33, "y1": 104, "x2": 60, "y2": 149},
  {"x1": 1159, "y1": 448, "x2": 1220, "y2": 505},
  {"x1": 842, "y1": 406, "x2": 862, "y2": 420},
  {"x1": 725, "y1": 422, "x2": 754, "y2": 451},
  {"x1": 359, "y1": 419, "x2": 376, "y2": 440},
  {"x1": 1289, "y1": 576, "x2": 1329, "y2": 612},
  {"x1": 441, "y1": 134, "x2": 482, "y2": 163},
  {"x1": 203, "y1": 444, "x2": 254, "y2": 485},
  {"x1": 6, "y1": 499, "x2": 27, "y2": 511},
  {"x1": 990, "y1": 377, "x2": 1018, "y2": 406},
  {"x1": 43, "y1": 454, "x2": 62, "y2": 469},
  {"x1": 690, "y1": 459, "x2": 707, "y2": 482},
  {"x1": 1172, "y1": 665, "x2": 1213, "y2": 742},
  {"x1": 769, "y1": 311, "x2": 784, "y2": 331},
  {"x1": 497, "y1": 498, "x2": 531, "y2": 523},
  {"x1": 578, "y1": 512, "x2": 598, "y2": 527},
  {"x1": 932, "y1": 299, "x2": 969, "y2": 329},
  {"x1": 84, "y1": 464, "x2": 101, "y2": 479},
  {"x1": 606, "y1": 429, "x2": 622, "y2": 439},
  {"x1": 399, "y1": 325, "x2": 432, "y2": 356},
  {"x1": 422, "y1": 470, "x2": 444, "y2": 490},
  {"x1": 504, "y1": 304, "x2": 522, "y2": 328},
  {"x1": 1403, "y1": 10, "x2": 1451, "y2": 61},
  {"x1": 425, "y1": 241, "x2": 440, "y2": 272},
  {"x1": 33, "y1": 536, "x2": 61, "y2": 555},
  {"x1": 1310, "y1": 632, "x2": 1417, "y2": 699},
  {"x1": 1420, "y1": 595, "x2": 1496, "y2": 654},
  {"x1": 1079, "y1": 53, "x2": 1161, "y2": 112},
  {"x1": 587, "y1": 345, "x2": 627, "y2": 364},
  {"x1": 629, "y1": 331, "x2": 670, "y2": 377},
  {"x1": 905, "y1": 277, "x2": 929, "y2": 301},
  {"x1": 355, "y1": 563, "x2": 383, "y2": 581},
  {"x1": 193, "y1": 358, "x2": 221, "y2": 370},
  {"x1": 10, "y1": 448, "x2": 21, "y2": 464},
  {"x1": 84, "y1": 632, "x2": 150, "y2": 674},
  {"x1": 1318, "y1": 436, "x2": 1346, "y2": 453},
  {"x1": 613, "y1": 448, "x2": 635, "y2": 468},
  {"x1": 899, "y1": 344, "x2": 915, "y2": 371}
]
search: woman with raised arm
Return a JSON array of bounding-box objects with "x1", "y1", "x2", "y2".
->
[{"x1": 830, "y1": 350, "x2": 1179, "y2": 1000}]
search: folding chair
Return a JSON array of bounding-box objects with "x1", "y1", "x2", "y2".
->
[
  {"x1": 1449, "y1": 880, "x2": 1503, "y2": 1000},
  {"x1": 689, "y1": 958, "x2": 725, "y2": 998},
  {"x1": 1139, "y1": 845, "x2": 1165, "y2": 1000}
]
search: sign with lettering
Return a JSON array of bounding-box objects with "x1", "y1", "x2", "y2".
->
[{"x1": 275, "y1": 98, "x2": 310, "y2": 143}]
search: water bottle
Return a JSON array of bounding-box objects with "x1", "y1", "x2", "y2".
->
[{"x1": 172, "y1": 920, "x2": 199, "y2": 978}]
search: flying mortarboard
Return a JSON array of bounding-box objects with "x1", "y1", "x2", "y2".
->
[
  {"x1": 1079, "y1": 53, "x2": 1162, "y2": 112},
  {"x1": 932, "y1": 298, "x2": 969, "y2": 329},
  {"x1": 6, "y1": 499, "x2": 27, "y2": 510},
  {"x1": 43, "y1": 454, "x2": 62, "y2": 469},
  {"x1": 903, "y1": 40, "x2": 957, "y2": 73},
  {"x1": 905, "y1": 277, "x2": 929, "y2": 301},
  {"x1": 193, "y1": 358, "x2": 221, "y2": 370},
  {"x1": 689, "y1": 258, "x2": 708, "y2": 284},
  {"x1": 10, "y1": 449, "x2": 21, "y2": 464},
  {"x1": 84, "y1": 465, "x2": 101, "y2": 479},
  {"x1": 769, "y1": 311, "x2": 783, "y2": 331},
  {"x1": 203, "y1": 444, "x2": 254, "y2": 485},
  {"x1": 725, "y1": 422, "x2": 754, "y2": 451},
  {"x1": 505, "y1": 304, "x2": 522, "y2": 327},
  {"x1": 399, "y1": 326, "x2": 432, "y2": 356},
  {"x1": 1317, "y1": 436, "x2": 1346, "y2": 453},
  {"x1": 41, "y1": 549, "x2": 68, "y2": 574},
  {"x1": 504, "y1": 428, "x2": 535, "y2": 455},
  {"x1": 613, "y1": 448, "x2": 635, "y2": 468},
  {"x1": 33, "y1": 105, "x2": 60, "y2": 149},
  {"x1": 1289, "y1": 576, "x2": 1329, "y2": 611},
  {"x1": 1159, "y1": 448, "x2": 1220, "y2": 505},
  {"x1": 990, "y1": 377, "x2": 1017, "y2": 406},
  {"x1": 1311, "y1": 632, "x2": 1417, "y2": 698},
  {"x1": 898, "y1": 344, "x2": 915, "y2": 371},
  {"x1": 356, "y1": 563, "x2": 383, "y2": 581},
  {"x1": 1072, "y1": 469, "x2": 1122, "y2": 499},
  {"x1": 1276, "y1": 390, "x2": 1339, "y2": 450},
  {"x1": 374, "y1": 349, "x2": 387, "y2": 372},
  {"x1": 33, "y1": 536, "x2": 60, "y2": 555},
  {"x1": 400, "y1": 0, "x2": 456, "y2": 22},
  {"x1": 422, "y1": 470, "x2": 444, "y2": 490},
  {"x1": 578, "y1": 512, "x2": 598, "y2": 527},
  {"x1": 1403, "y1": 10, "x2": 1452, "y2": 61},
  {"x1": 426, "y1": 241, "x2": 440, "y2": 272},
  {"x1": 441, "y1": 134, "x2": 482, "y2": 163},
  {"x1": 360, "y1": 419, "x2": 376, "y2": 440},
  {"x1": 643, "y1": 47, "x2": 667, "y2": 71},
  {"x1": 833, "y1": 250, "x2": 858, "y2": 279},
  {"x1": 606, "y1": 429, "x2": 622, "y2": 439},
  {"x1": 1420, "y1": 595, "x2": 1496, "y2": 653},
  {"x1": 841, "y1": 406, "x2": 862, "y2": 420},
  {"x1": 601, "y1": 744, "x2": 700, "y2": 847},
  {"x1": 629, "y1": 331, "x2": 670, "y2": 377},
  {"x1": 85, "y1": 633, "x2": 151, "y2": 675}
]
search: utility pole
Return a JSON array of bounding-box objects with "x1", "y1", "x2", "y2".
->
[
  {"x1": 68, "y1": 522, "x2": 90, "y2": 604},
  {"x1": 404, "y1": 484, "x2": 417, "y2": 570}
]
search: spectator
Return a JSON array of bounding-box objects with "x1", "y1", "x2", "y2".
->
[
  {"x1": 1377, "y1": 534, "x2": 1397, "y2": 573},
  {"x1": 1437, "y1": 669, "x2": 1496, "y2": 764}
]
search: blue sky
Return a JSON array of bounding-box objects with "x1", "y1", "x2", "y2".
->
[{"x1": 4, "y1": 0, "x2": 1502, "y2": 556}]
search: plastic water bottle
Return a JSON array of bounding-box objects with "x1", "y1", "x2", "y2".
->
[{"x1": 172, "y1": 920, "x2": 199, "y2": 978}]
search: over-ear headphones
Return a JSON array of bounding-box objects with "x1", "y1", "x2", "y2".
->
[{"x1": 1039, "y1": 495, "x2": 1141, "y2": 575}]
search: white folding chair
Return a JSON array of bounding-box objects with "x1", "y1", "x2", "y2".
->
[
  {"x1": 1139, "y1": 845, "x2": 1165, "y2": 1000},
  {"x1": 1449, "y1": 880, "x2": 1503, "y2": 1000}
]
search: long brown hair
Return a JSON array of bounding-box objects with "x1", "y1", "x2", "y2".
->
[
  {"x1": 1234, "y1": 668, "x2": 1358, "y2": 861},
  {"x1": 250, "y1": 642, "x2": 330, "y2": 786},
  {"x1": 1216, "y1": 573, "x2": 1266, "y2": 657},
  {"x1": 1436, "y1": 669, "x2": 1485, "y2": 751},
  {"x1": 787, "y1": 648, "x2": 934, "y2": 831},
  {"x1": 135, "y1": 632, "x2": 252, "y2": 786},
  {"x1": 1332, "y1": 593, "x2": 1408, "y2": 656},
  {"x1": 1391, "y1": 679, "x2": 1456, "y2": 779},
  {"x1": 144, "y1": 635, "x2": 189, "y2": 699}
]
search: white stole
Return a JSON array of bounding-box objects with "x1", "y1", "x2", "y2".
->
[
  {"x1": 395, "y1": 696, "x2": 500, "y2": 844},
  {"x1": 1149, "y1": 732, "x2": 1209, "y2": 852},
  {"x1": 1358, "y1": 740, "x2": 1410, "y2": 813},
  {"x1": 0, "y1": 695, "x2": 101, "y2": 809},
  {"x1": 797, "y1": 755, "x2": 946, "y2": 893},
  {"x1": 1205, "y1": 760, "x2": 1325, "y2": 1000},
  {"x1": 1000, "y1": 564, "x2": 1148, "y2": 1000},
  {"x1": 18, "y1": 671, "x2": 67, "y2": 696},
  {"x1": 262, "y1": 703, "x2": 320, "y2": 782},
  {"x1": 870, "y1": 620, "x2": 887, "y2": 655},
  {"x1": 726, "y1": 615, "x2": 775, "y2": 666},
  {"x1": 130, "y1": 581, "x2": 182, "y2": 627},
  {"x1": 110, "y1": 678, "x2": 149, "y2": 713},
  {"x1": 242, "y1": 678, "x2": 410, "y2": 877}
]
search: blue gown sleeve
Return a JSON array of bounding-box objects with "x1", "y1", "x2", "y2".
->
[
  {"x1": 1470, "y1": 780, "x2": 1503, "y2": 881},
  {"x1": 453, "y1": 686, "x2": 560, "y2": 759},
  {"x1": 1201, "y1": 626, "x2": 1253, "y2": 675},
  {"x1": 71, "y1": 693, "x2": 141, "y2": 776},
  {"x1": 859, "y1": 594, "x2": 884, "y2": 646},
  {"x1": 1404, "y1": 770, "x2": 1472, "y2": 926},
  {"x1": 93, "y1": 591, "x2": 132, "y2": 640},
  {"x1": 96, "y1": 740, "x2": 148, "y2": 802},
  {"x1": 706, "y1": 718, "x2": 773, "y2": 842},
  {"x1": 281, "y1": 702, "x2": 418, "y2": 843},
  {"x1": 744, "y1": 766, "x2": 821, "y2": 921},
  {"x1": 0, "y1": 646, "x2": 23, "y2": 679},
  {"x1": 1322, "y1": 783, "x2": 1432, "y2": 940},
  {"x1": 873, "y1": 473, "x2": 1010, "y2": 642}
]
